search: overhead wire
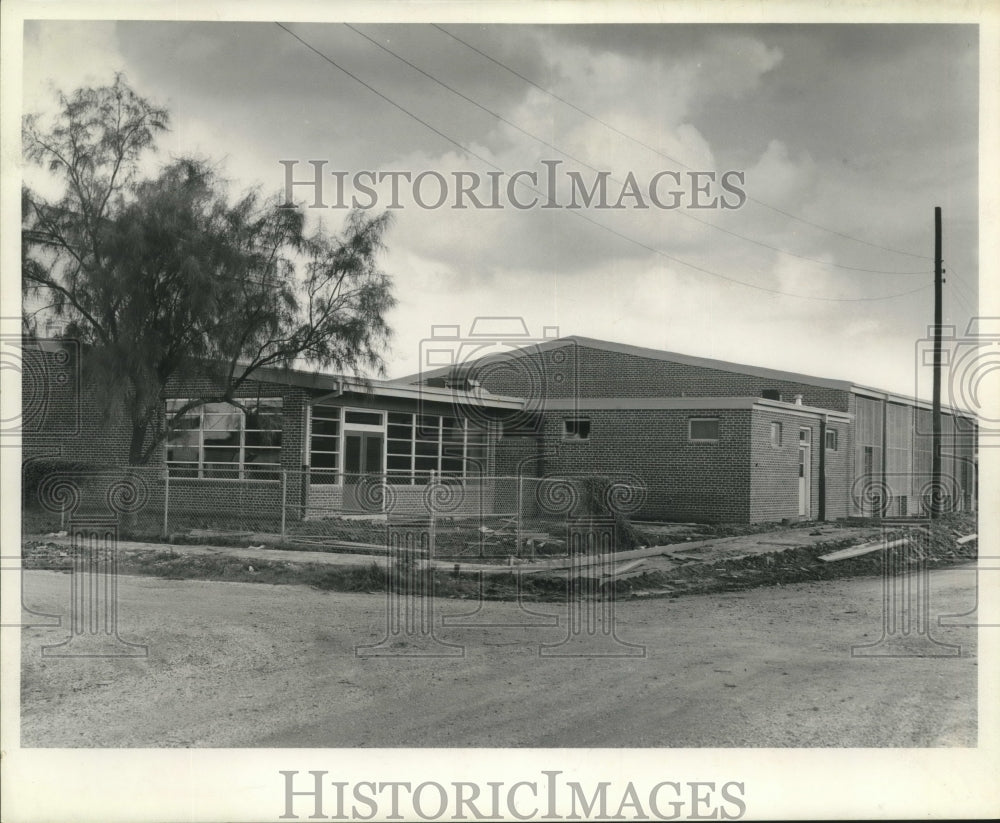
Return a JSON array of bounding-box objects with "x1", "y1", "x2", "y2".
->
[
  {"x1": 346, "y1": 23, "x2": 929, "y2": 277},
  {"x1": 430, "y1": 23, "x2": 934, "y2": 262},
  {"x1": 275, "y1": 22, "x2": 935, "y2": 304}
]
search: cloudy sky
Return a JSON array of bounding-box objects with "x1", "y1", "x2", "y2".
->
[{"x1": 20, "y1": 19, "x2": 981, "y2": 394}]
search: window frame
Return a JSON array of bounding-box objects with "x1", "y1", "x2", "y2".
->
[
  {"x1": 688, "y1": 417, "x2": 720, "y2": 443},
  {"x1": 165, "y1": 398, "x2": 283, "y2": 480},
  {"x1": 309, "y1": 404, "x2": 343, "y2": 480},
  {"x1": 562, "y1": 417, "x2": 591, "y2": 442},
  {"x1": 382, "y1": 412, "x2": 489, "y2": 485},
  {"x1": 825, "y1": 428, "x2": 839, "y2": 451},
  {"x1": 770, "y1": 421, "x2": 782, "y2": 448}
]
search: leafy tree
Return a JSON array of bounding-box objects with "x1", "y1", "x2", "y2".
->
[{"x1": 23, "y1": 75, "x2": 395, "y2": 464}]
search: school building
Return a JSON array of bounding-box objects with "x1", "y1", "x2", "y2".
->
[{"x1": 21, "y1": 332, "x2": 977, "y2": 523}]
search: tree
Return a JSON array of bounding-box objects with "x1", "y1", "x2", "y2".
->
[{"x1": 22, "y1": 75, "x2": 396, "y2": 464}]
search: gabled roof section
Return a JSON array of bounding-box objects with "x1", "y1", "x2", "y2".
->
[{"x1": 391, "y1": 334, "x2": 854, "y2": 392}]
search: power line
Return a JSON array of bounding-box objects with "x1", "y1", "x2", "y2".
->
[
  {"x1": 945, "y1": 264, "x2": 979, "y2": 302},
  {"x1": 944, "y1": 265, "x2": 979, "y2": 316},
  {"x1": 274, "y1": 22, "x2": 934, "y2": 304},
  {"x1": 431, "y1": 23, "x2": 934, "y2": 263},
  {"x1": 950, "y1": 278, "x2": 978, "y2": 312},
  {"x1": 346, "y1": 23, "x2": 928, "y2": 277},
  {"x1": 949, "y1": 286, "x2": 976, "y2": 319}
]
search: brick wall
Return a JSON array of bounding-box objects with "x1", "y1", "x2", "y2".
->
[
  {"x1": 748, "y1": 411, "x2": 820, "y2": 522},
  {"x1": 823, "y1": 417, "x2": 851, "y2": 519},
  {"x1": 502, "y1": 407, "x2": 753, "y2": 522},
  {"x1": 22, "y1": 344, "x2": 137, "y2": 468},
  {"x1": 21, "y1": 345, "x2": 311, "y2": 473}
]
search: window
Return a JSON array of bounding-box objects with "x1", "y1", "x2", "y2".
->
[
  {"x1": 770, "y1": 422, "x2": 782, "y2": 447},
  {"x1": 563, "y1": 418, "x2": 591, "y2": 441},
  {"x1": 688, "y1": 417, "x2": 720, "y2": 443},
  {"x1": 344, "y1": 410, "x2": 383, "y2": 426},
  {"x1": 384, "y1": 412, "x2": 488, "y2": 484},
  {"x1": 309, "y1": 405, "x2": 342, "y2": 482},
  {"x1": 825, "y1": 428, "x2": 839, "y2": 451},
  {"x1": 166, "y1": 398, "x2": 283, "y2": 479}
]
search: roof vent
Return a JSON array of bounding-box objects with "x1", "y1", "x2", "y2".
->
[{"x1": 793, "y1": 394, "x2": 803, "y2": 405}]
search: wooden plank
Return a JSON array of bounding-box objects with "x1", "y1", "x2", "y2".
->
[
  {"x1": 956, "y1": 533, "x2": 978, "y2": 545},
  {"x1": 607, "y1": 559, "x2": 646, "y2": 576},
  {"x1": 576, "y1": 560, "x2": 647, "y2": 580},
  {"x1": 819, "y1": 538, "x2": 907, "y2": 563}
]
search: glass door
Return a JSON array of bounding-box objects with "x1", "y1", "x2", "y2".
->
[{"x1": 343, "y1": 430, "x2": 385, "y2": 512}]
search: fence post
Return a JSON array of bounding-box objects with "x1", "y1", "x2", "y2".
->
[
  {"x1": 301, "y1": 463, "x2": 309, "y2": 519},
  {"x1": 516, "y1": 474, "x2": 523, "y2": 556},
  {"x1": 162, "y1": 466, "x2": 169, "y2": 537},
  {"x1": 280, "y1": 468, "x2": 287, "y2": 540}
]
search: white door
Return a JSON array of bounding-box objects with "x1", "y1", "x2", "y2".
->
[{"x1": 798, "y1": 428, "x2": 811, "y2": 517}]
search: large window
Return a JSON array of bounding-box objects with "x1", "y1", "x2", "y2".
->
[
  {"x1": 386, "y1": 412, "x2": 488, "y2": 484},
  {"x1": 309, "y1": 404, "x2": 342, "y2": 482},
  {"x1": 166, "y1": 398, "x2": 283, "y2": 479}
]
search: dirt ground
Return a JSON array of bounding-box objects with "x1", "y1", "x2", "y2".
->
[{"x1": 20, "y1": 564, "x2": 978, "y2": 748}]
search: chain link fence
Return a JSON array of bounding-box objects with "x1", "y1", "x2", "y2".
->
[{"x1": 23, "y1": 466, "x2": 648, "y2": 560}]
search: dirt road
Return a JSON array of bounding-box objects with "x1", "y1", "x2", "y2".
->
[{"x1": 20, "y1": 567, "x2": 977, "y2": 747}]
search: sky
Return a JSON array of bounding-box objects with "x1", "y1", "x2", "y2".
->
[{"x1": 19, "y1": 19, "x2": 982, "y2": 395}]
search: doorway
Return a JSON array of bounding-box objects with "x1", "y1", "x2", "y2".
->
[
  {"x1": 343, "y1": 431, "x2": 385, "y2": 512},
  {"x1": 798, "y1": 428, "x2": 811, "y2": 517}
]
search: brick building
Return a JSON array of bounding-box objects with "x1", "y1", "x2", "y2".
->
[
  {"x1": 401, "y1": 334, "x2": 977, "y2": 523},
  {"x1": 21, "y1": 341, "x2": 520, "y2": 520},
  {"x1": 22, "y1": 333, "x2": 977, "y2": 524}
]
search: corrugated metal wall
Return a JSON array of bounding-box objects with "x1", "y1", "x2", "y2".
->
[{"x1": 852, "y1": 393, "x2": 976, "y2": 517}]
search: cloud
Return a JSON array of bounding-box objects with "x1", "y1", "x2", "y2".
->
[{"x1": 19, "y1": 20, "x2": 980, "y2": 394}]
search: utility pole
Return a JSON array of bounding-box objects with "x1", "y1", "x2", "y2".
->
[{"x1": 931, "y1": 206, "x2": 943, "y2": 518}]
